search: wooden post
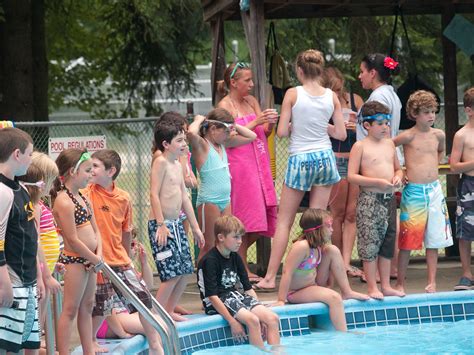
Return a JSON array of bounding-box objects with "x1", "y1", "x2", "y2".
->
[
  {"x1": 241, "y1": 0, "x2": 267, "y2": 107},
  {"x1": 210, "y1": 14, "x2": 226, "y2": 106},
  {"x1": 441, "y1": 4, "x2": 459, "y2": 257}
]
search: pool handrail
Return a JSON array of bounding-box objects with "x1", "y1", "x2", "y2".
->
[{"x1": 97, "y1": 262, "x2": 180, "y2": 354}]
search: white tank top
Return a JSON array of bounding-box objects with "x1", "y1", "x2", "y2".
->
[{"x1": 289, "y1": 86, "x2": 334, "y2": 155}]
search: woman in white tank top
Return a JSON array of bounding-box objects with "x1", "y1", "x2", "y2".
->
[{"x1": 255, "y1": 50, "x2": 346, "y2": 291}]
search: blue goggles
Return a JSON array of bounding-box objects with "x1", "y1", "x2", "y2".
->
[{"x1": 360, "y1": 113, "x2": 392, "y2": 123}]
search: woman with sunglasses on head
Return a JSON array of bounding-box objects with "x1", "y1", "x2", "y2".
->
[
  {"x1": 216, "y1": 62, "x2": 279, "y2": 282},
  {"x1": 51, "y1": 149, "x2": 103, "y2": 355},
  {"x1": 188, "y1": 107, "x2": 256, "y2": 262},
  {"x1": 358, "y1": 53, "x2": 402, "y2": 280}
]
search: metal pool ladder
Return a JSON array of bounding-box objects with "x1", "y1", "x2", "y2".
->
[{"x1": 96, "y1": 262, "x2": 180, "y2": 354}]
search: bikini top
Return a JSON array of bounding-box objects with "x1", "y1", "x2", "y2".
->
[
  {"x1": 64, "y1": 187, "x2": 92, "y2": 226},
  {"x1": 295, "y1": 246, "x2": 322, "y2": 274}
]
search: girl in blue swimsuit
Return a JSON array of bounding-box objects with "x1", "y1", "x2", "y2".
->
[
  {"x1": 188, "y1": 108, "x2": 256, "y2": 262},
  {"x1": 275, "y1": 208, "x2": 369, "y2": 331}
]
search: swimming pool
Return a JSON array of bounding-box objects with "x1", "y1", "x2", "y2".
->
[{"x1": 109, "y1": 291, "x2": 474, "y2": 354}]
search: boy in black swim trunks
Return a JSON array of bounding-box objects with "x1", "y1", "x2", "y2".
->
[
  {"x1": 197, "y1": 216, "x2": 280, "y2": 349},
  {"x1": 0, "y1": 127, "x2": 41, "y2": 354},
  {"x1": 451, "y1": 87, "x2": 474, "y2": 291}
]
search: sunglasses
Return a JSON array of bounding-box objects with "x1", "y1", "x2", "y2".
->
[
  {"x1": 230, "y1": 62, "x2": 249, "y2": 79},
  {"x1": 73, "y1": 151, "x2": 92, "y2": 173},
  {"x1": 207, "y1": 119, "x2": 235, "y2": 132}
]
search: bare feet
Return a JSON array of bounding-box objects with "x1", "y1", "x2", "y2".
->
[
  {"x1": 393, "y1": 284, "x2": 405, "y2": 295},
  {"x1": 93, "y1": 341, "x2": 108, "y2": 353},
  {"x1": 382, "y1": 286, "x2": 405, "y2": 297},
  {"x1": 254, "y1": 278, "x2": 276, "y2": 291},
  {"x1": 342, "y1": 290, "x2": 370, "y2": 301},
  {"x1": 425, "y1": 283, "x2": 436, "y2": 293},
  {"x1": 174, "y1": 305, "x2": 192, "y2": 315},
  {"x1": 171, "y1": 312, "x2": 189, "y2": 322},
  {"x1": 368, "y1": 288, "x2": 384, "y2": 300}
]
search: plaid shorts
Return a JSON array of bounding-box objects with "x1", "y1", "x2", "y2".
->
[{"x1": 92, "y1": 265, "x2": 153, "y2": 316}]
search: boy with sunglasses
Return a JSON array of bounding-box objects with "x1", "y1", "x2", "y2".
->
[
  {"x1": 348, "y1": 101, "x2": 405, "y2": 299},
  {"x1": 393, "y1": 90, "x2": 453, "y2": 294},
  {"x1": 84, "y1": 149, "x2": 163, "y2": 354}
]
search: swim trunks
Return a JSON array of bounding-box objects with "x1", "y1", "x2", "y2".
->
[
  {"x1": 0, "y1": 272, "x2": 40, "y2": 352},
  {"x1": 356, "y1": 191, "x2": 397, "y2": 261},
  {"x1": 456, "y1": 174, "x2": 474, "y2": 241},
  {"x1": 399, "y1": 180, "x2": 453, "y2": 250},
  {"x1": 205, "y1": 290, "x2": 260, "y2": 317},
  {"x1": 285, "y1": 148, "x2": 340, "y2": 191},
  {"x1": 148, "y1": 218, "x2": 194, "y2": 282},
  {"x1": 93, "y1": 265, "x2": 153, "y2": 316}
]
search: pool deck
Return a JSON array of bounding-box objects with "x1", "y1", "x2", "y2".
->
[{"x1": 177, "y1": 257, "x2": 471, "y2": 314}]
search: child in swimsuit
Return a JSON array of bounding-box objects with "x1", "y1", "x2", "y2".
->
[
  {"x1": 188, "y1": 108, "x2": 257, "y2": 262},
  {"x1": 51, "y1": 148, "x2": 103, "y2": 355},
  {"x1": 275, "y1": 208, "x2": 368, "y2": 331}
]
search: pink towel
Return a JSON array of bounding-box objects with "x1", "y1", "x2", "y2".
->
[{"x1": 227, "y1": 114, "x2": 277, "y2": 237}]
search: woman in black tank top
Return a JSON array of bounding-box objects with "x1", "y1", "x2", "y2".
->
[{"x1": 323, "y1": 67, "x2": 365, "y2": 278}]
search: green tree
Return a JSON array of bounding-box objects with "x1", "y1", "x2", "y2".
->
[{"x1": 47, "y1": 0, "x2": 210, "y2": 119}]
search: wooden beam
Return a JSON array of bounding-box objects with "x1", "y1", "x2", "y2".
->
[
  {"x1": 203, "y1": 0, "x2": 237, "y2": 22},
  {"x1": 441, "y1": 2, "x2": 460, "y2": 257},
  {"x1": 210, "y1": 15, "x2": 226, "y2": 106},
  {"x1": 241, "y1": 0, "x2": 267, "y2": 107}
]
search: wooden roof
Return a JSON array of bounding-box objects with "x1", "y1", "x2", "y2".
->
[{"x1": 202, "y1": 0, "x2": 474, "y2": 22}]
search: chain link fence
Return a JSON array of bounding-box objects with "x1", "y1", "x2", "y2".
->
[{"x1": 14, "y1": 102, "x2": 462, "y2": 273}]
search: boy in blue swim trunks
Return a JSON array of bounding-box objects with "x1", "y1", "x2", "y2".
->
[
  {"x1": 450, "y1": 87, "x2": 474, "y2": 291},
  {"x1": 394, "y1": 90, "x2": 453, "y2": 294},
  {"x1": 148, "y1": 115, "x2": 205, "y2": 321},
  {"x1": 197, "y1": 216, "x2": 280, "y2": 349}
]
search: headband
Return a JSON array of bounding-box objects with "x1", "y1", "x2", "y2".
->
[
  {"x1": 73, "y1": 151, "x2": 91, "y2": 173},
  {"x1": 303, "y1": 225, "x2": 322, "y2": 234}
]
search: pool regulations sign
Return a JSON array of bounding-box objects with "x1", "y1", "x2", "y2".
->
[{"x1": 48, "y1": 135, "x2": 107, "y2": 160}]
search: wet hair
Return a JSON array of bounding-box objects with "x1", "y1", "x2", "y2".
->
[
  {"x1": 153, "y1": 116, "x2": 185, "y2": 153},
  {"x1": 152, "y1": 112, "x2": 187, "y2": 153},
  {"x1": 22, "y1": 151, "x2": 59, "y2": 204},
  {"x1": 50, "y1": 148, "x2": 86, "y2": 202},
  {"x1": 92, "y1": 149, "x2": 122, "y2": 180},
  {"x1": 294, "y1": 208, "x2": 331, "y2": 249},
  {"x1": 406, "y1": 90, "x2": 438, "y2": 120},
  {"x1": 295, "y1": 49, "x2": 325, "y2": 79},
  {"x1": 361, "y1": 53, "x2": 400, "y2": 84},
  {"x1": 463, "y1": 87, "x2": 474, "y2": 109},
  {"x1": 322, "y1": 66, "x2": 346, "y2": 97},
  {"x1": 199, "y1": 108, "x2": 235, "y2": 137},
  {"x1": 0, "y1": 127, "x2": 33, "y2": 163},
  {"x1": 360, "y1": 101, "x2": 390, "y2": 125},
  {"x1": 216, "y1": 62, "x2": 252, "y2": 97},
  {"x1": 214, "y1": 215, "x2": 246, "y2": 240}
]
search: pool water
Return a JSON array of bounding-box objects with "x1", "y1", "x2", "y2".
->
[{"x1": 194, "y1": 319, "x2": 474, "y2": 354}]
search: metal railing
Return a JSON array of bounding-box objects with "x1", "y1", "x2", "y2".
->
[{"x1": 96, "y1": 262, "x2": 180, "y2": 354}]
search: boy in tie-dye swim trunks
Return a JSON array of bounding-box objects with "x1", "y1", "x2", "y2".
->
[{"x1": 394, "y1": 90, "x2": 453, "y2": 294}]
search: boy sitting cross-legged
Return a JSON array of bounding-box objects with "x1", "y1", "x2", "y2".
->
[{"x1": 197, "y1": 216, "x2": 280, "y2": 349}]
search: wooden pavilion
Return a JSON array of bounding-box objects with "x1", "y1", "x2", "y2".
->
[{"x1": 201, "y1": 0, "x2": 474, "y2": 264}]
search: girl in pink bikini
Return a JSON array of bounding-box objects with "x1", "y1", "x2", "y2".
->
[
  {"x1": 274, "y1": 208, "x2": 368, "y2": 331},
  {"x1": 217, "y1": 63, "x2": 279, "y2": 281}
]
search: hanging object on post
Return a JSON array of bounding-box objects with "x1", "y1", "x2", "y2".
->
[
  {"x1": 389, "y1": 7, "x2": 441, "y2": 129},
  {"x1": 266, "y1": 22, "x2": 292, "y2": 105}
]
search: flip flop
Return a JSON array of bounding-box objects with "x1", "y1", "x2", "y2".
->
[
  {"x1": 346, "y1": 265, "x2": 364, "y2": 278},
  {"x1": 248, "y1": 276, "x2": 263, "y2": 284},
  {"x1": 252, "y1": 284, "x2": 276, "y2": 293}
]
